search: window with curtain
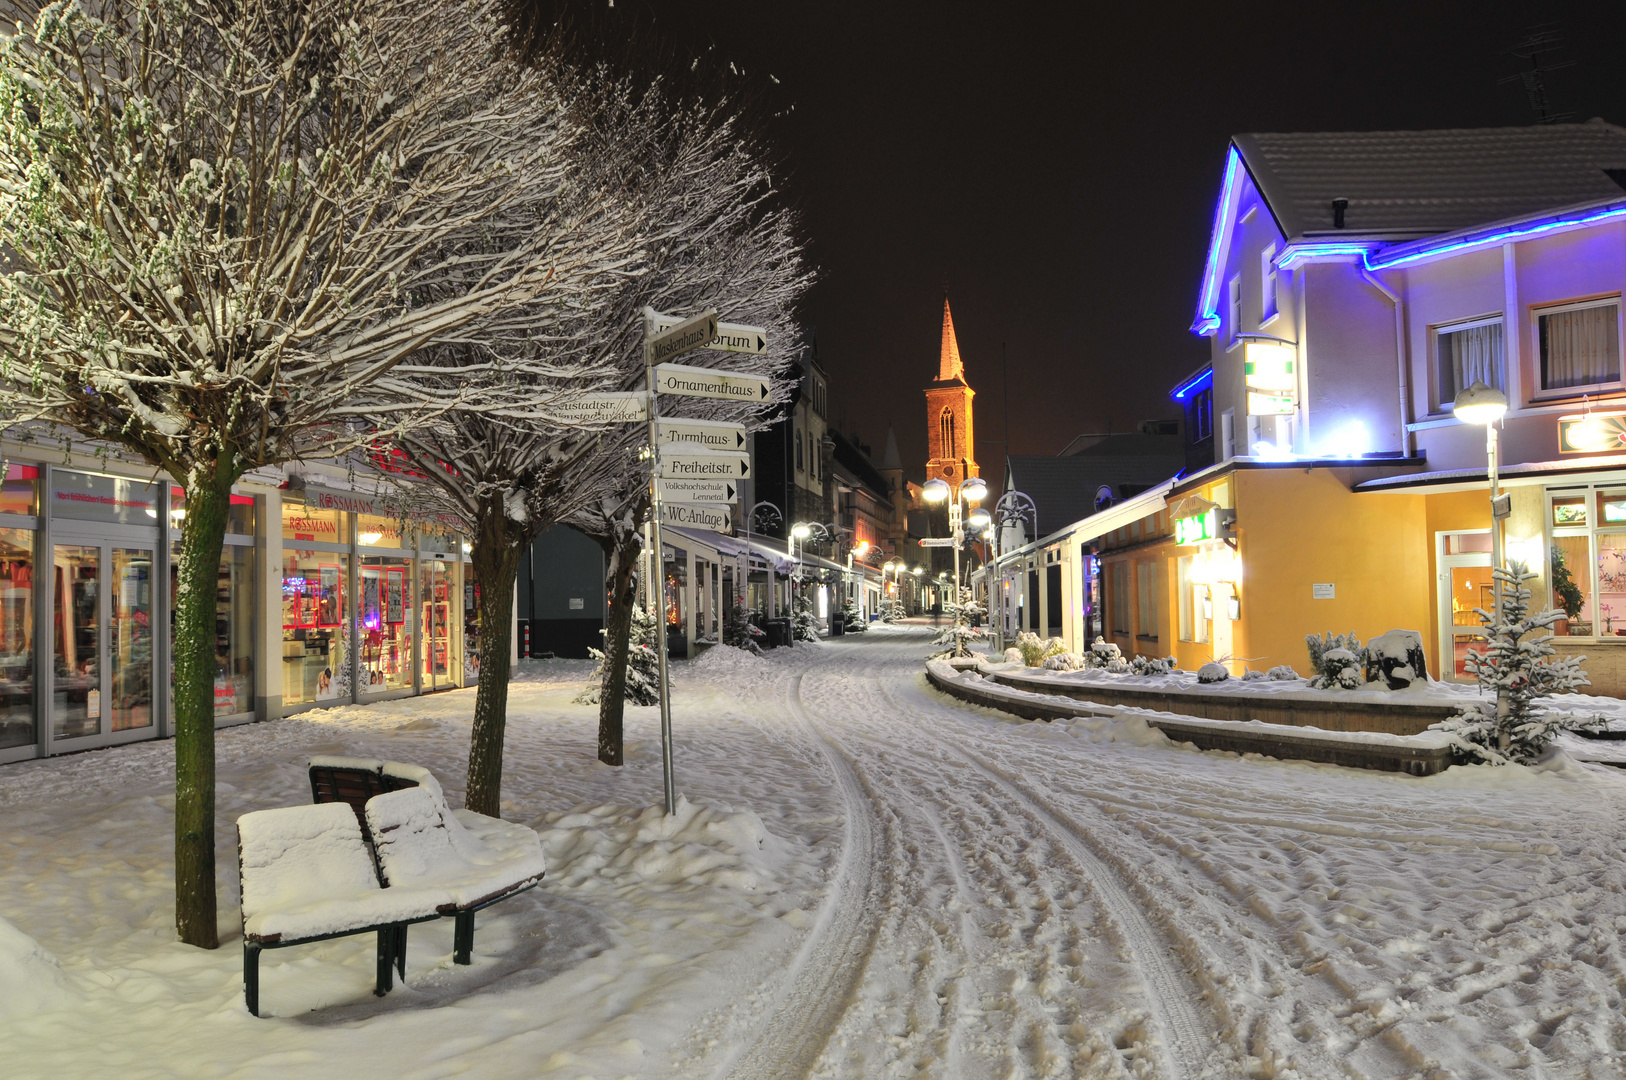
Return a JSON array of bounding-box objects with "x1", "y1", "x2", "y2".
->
[
  {"x1": 1539, "y1": 300, "x2": 1621, "y2": 392},
  {"x1": 1436, "y1": 319, "x2": 1503, "y2": 408}
]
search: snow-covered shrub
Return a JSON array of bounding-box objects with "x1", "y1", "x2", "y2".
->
[
  {"x1": 931, "y1": 588, "x2": 987, "y2": 658},
  {"x1": 723, "y1": 598, "x2": 764, "y2": 655},
  {"x1": 793, "y1": 594, "x2": 820, "y2": 642},
  {"x1": 1430, "y1": 562, "x2": 1603, "y2": 765},
  {"x1": 1266, "y1": 665, "x2": 1300, "y2": 681},
  {"x1": 1366, "y1": 629, "x2": 1427, "y2": 688},
  {"x1": 1241, "y1": 667, "x2": 1268, "y2": 681},
  {"x1": 578, "y1": 605, "x2": 664, "y2": 706},
  {"x1": 882, "y1": 598, "x2": 908, "y2": 622},
  {"x1": 1003, "y1": 647, "x2": 1023, "y2": 663},
  {"x1": 1131, "y1": 655, "x2": 1175, "y2": 676},
  {"x1": 1042, "y1": 652, "x2": 1088, "y2": 672},
  {"x1": 1197, "y1": 661, "x2": 1230, "y2": 684},
  {"x1": 1310, "y1": 647, "x2": 1365, "y2": 690},
  {"x1": 1090, "y1": 637, "x2": 1123, "y2": 665},
  {"x1": 1306, "y1": 631, "x2": 1365, "y2": 685},
  {"x1": 841, "y1": 598, "x2": 868, "y2": 633},
  {"x1": 1016, "y1": 631, "x2": 1064, "y2": 667}
]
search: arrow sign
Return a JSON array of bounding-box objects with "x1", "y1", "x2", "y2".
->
[
  {"x1": 658, "y1": 478, "x2": 737, "y2": 503},
  {"x1": 549, "y1": 391, "x2": 647, "y2": 424},
  {"x1": 658, "y1": 450, "x2": 750, "y2": 480},
  {"x1": 659, "y1": 501, "x2": 733, "y2": 532},
  {"x1": 657, "y1": 418, "x2": 749, "y2": 452},
  {"x1": 917, "y1": 537, "x2": 957, "y2": 547},
  {"x1": 645, "y1": 311, "x2": 719, "y2": 366},
  {"x1": 654, "y1": 362, "x2": 772, "y2": 403},
  {"x1": 653, "y1": 313, "x2": 769, "y2": 356}
]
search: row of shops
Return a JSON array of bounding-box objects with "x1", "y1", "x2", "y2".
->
[
  {"x1": 0, "y1": 456, "x2": 481, "y2": 766},
  {"x1": 977, "y1": 452, "x2": 1626, "y2": 698}
]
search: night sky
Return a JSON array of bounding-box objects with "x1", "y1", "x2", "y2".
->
[{"x1": 545, "y1": 1, "x2": 1626, "y2": 477}]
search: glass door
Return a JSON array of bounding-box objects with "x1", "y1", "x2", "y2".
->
[
  {"x1": 361, "y1": 557, "x2": 412, "y2": 693},
  {"x1": 1439, "y1": 533, "x2": 1493, "y2": 684},
  {"x1": 52, "y1": 542, "x2": 155, "y2": 742},
  {"x1": 420, "y1": 560, "x2": 462, "y2": 690}
]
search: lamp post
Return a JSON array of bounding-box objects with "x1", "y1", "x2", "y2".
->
[
  {"x1": 911, "y1": 565, "x2": 923, "y2": 615},
  {"x1": 988, "y1": 489, "x2": 1037, "y2": 649},
  {"x1": 846, "y1": 540, "x2": 871, "y2": 616},
  {"x1": 921, "y1": 475, "x2": 988, "y2": 604},
  {"x1": 1453, "y1": 379, "x2": 1511, "y2": 749}
]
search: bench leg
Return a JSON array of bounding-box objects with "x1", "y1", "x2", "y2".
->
[
  {"x1": 454, "y1": 911, "x2": 474, "y2": 966},
  {"x1": 244, "y1": 943, "x2": 261, "y2": 1017},
  {"x1": 395, "y1": 924, "x2": 408, "y2": 979},
  {"x1": 376, "y1": 930, "x2": 394, "y2": 997}
]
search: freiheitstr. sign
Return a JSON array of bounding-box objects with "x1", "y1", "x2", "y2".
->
[{"x1": 657, "y1": 451, "x2": 750, "y2": 480}]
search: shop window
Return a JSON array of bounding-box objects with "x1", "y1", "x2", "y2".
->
[
  {"x1": 1110, "y1": 562, "x2": 1130, "y2": 635},
  {"x1": 1, "y1": 465, "x2": 39, "y2": 517},
  {"x1": 1538, "y1": 298, "x2": 1621, "y2": 393},
  {"x1": 361, "y1": 558, "x2": 412, "y2": 691},
  {"x1": 1435, "y1": 318, "x2": 1503, "y2": 410},
  {"x1": 1135, "y1": 562, "x2": 1157, "y2": 639},
  {"x1": 421, "y1": 560, "x2": 463, "y2": 689},
  {"x1": 51, "y1": 470, "x2": 160, "y2": 525},
  {"x1": 1177, "y1": 555, "x2": 1208, "y2": 644},
  {"x1": 170, "y1": 486, "x2": 255, "y2": 535},
  {"x1": 282, "y1": 551, "x2": 349, "y2": 705},
  {"x1": 357, "y1": 513, "x2": 410, "y2": 549},
  {"x1": 171, "y1": 542, "x2": 254, "y2": 717},
  {"x1": 0, "y1": 528, "x2": 34, "y2": 749},
  {"x1": 281, "y1": 500, "x2": 347, "y2": 545}
]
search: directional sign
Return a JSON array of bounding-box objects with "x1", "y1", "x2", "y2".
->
[
  {"x1": 645, "y1": 311, "x2": 718, "y2": 366},
  {"x1": 917, "y1": 537, "x2": 956, "y2": 548},
  {"x1": 653, "y1": 313, "x2": 770, "y2": 356},
  {"x1": 658, "y1": 478, "x2": 738, "y2": 503},
  {"x1": 550, "y1": 391, "x2": 647, "y2": 424},
  {"x1": 654, "y1": 362, "x2": 772, "y2": 403},
  {"x1": 658, "y1": 450, "x2": 750, "y2": 480},
  {"x1": 659, "y1": 501, "x2": 733, "y2": 532},
  {"x1": 657, "y1": 417, "x2": 749, "y2": 452}
]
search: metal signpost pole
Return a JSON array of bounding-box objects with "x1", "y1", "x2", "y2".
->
[{"x1": 644, "y1": 312, "x2": 677, "y2": 816}]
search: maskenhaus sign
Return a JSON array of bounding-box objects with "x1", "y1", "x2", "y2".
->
[{"x1": 644, "y1": 311, "x2": 718, "y2": 365}]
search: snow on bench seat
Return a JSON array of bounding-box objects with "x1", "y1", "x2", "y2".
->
[
  {"x1": 238, "y1": 802, "x2": 450, "y2": 943},
  {"x1": 367, "y1": 788, "x2": 546, "y2": 909}
]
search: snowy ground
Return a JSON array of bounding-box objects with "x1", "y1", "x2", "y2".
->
[{"x1": 5, "y1": 625, "x2": 1626, "y2": 1078}]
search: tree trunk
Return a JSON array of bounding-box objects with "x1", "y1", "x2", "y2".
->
[
  {"x1": 172, "y1": 458, "x2": 238, "y2": 949},
  {"x1": 594, "y1": 529, "x2": 641, "y2": 766},
  {"x1": 464, "y1": 503, "x2": 527, "y2": 818}
]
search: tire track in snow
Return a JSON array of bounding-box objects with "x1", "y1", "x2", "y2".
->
[
  {"x1": 709, "y1": 670, "x2": 886, "y2": 1080},
  {"x1": 872, "y1": 668, "x2": 1215, "y2": 1079}
]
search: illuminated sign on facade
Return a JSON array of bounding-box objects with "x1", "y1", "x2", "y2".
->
[
  {"x1": 1175, "y1": 507, "x2": 1218, "y2": 546},
  {"x1": 1558, "y1": 411, "x2": 1626, "y2": 454}
]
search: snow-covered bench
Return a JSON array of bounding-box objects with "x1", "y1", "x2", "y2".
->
[
  {"x1": 307, "y1": 755, "x2": 421, "y2": 842},
  {"x1": 365, "y1": 770, "x2": 547, "y2": 965},
  {"x1": 235, "y1": 802, "x2": 450, "y2": 1017}
]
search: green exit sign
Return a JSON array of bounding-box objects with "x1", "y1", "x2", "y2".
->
[{"x1": 1175, "y1": 508, "x2": 1217, "y2": 545}]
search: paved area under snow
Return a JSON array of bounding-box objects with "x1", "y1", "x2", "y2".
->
[{"x1": 3, "y1": 625, "x2": 1626, "y2": 1079}]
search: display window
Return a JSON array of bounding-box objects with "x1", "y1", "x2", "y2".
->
[
  {"x1": 280, "y1": 501, "x2": 348, "y2": 545},
  {"x1": 420, "y1": 560, "x2": 462, "y2": 689},
  {"x1": 169, "y1": 487, "x2": 255, "y2": 535},
  {"x1": 1, "y1": 465, "x2": 38, "y2": 517},
  {"x1": 358, "y1": 513, "x2": 411, "y2": 549},
  {"x1": 361, "y1": 558, "x2": 412, "y2": 692},
  {"x1": 169, "y1": 541, "x2": 254, "y2": 717},
  {"x1": 0, "y1": 528, "x2": 34, "y2": 749},
  {"x1": 51, "y1": 470, "x2": 160, "y2": 526},
  {"x1": 282, "y1": 551, "x2": 349, "y2": 705}
]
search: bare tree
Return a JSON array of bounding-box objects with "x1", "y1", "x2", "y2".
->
[{"x1": 0, "y1": 0, "x2": 582, "y2": 946}]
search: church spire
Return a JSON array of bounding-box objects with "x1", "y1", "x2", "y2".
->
[{"x1": 939, "y1": 297, "x2": 965, "y2": 383}]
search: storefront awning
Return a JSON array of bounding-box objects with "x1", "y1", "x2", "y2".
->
[{"x1": 1355, "y1": 454, "x2": 1626, "y2": 494}]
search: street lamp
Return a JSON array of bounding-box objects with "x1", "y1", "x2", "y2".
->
[
  {"x1": 921, "y1": 474, "x2": 988, "y2": 600},
  {"x1": 1453, "y1": 379, "x2": 1510, "y2": 748}
]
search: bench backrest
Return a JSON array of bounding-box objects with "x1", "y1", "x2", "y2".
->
[
  {"x1": 238, "y1": 803, "x2": 380, "y2": 939},
  {"x1": 308, "y1": 757, "x2": 423, "y2": 841}
]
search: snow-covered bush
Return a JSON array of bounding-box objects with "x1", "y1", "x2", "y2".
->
[
  {"x1": 1042, "y1": 652, "x2": 1088, "y2": 672},
  {"x1": 580, "y1": 605, "x2": 664, "y2": 706},
  {"x1": 1131, "y1": 655, "x2": 1176, "y2": 676},
  {"x1": 1003, "y1": 647, "x2": 1023, "y2": 663},
  {"x1": 1366, "y1": 629, "x2": 1427, "y2": 688},
  {"x1": 1197, "y1": 662, "x2": 1230, "y2": 684},
  {"x1": 1266, "y1": 665, "x2": 1301, "y2": 681},
  {"x1": 793, "y1": 595, "x2": 820, "y2": 642},
  {"x1": 931, "y1": 588, "x2": 987, "y2": 658},
  {"x1": 1015, "y1": 631, "x2": 1064, "y2": 667},
  {"x1": 1310, "y1": 647, "x2": 1365, "y2": 690},
  {"x1": 1430, "y1": 562, "x2": 1602, "y2": 765},
  {"x1": 1306, "y1": 631, "x2": 1365, "y2": 686},
  {"x1": 882, "y1": 597, "x2": 908, "y2": 622},
  {"x1": 723, "y1": 598, "x2": 764, "y2": 655},
  {"x1": 841, "y1": 598, "x2": 868, "y2": 633},
  {"x1": 1241, "y1": 667, "x2": 1268, "y2": 681},
  {"x1": 1090, "y1": 637, "x2": 1123, "y2": 664}
]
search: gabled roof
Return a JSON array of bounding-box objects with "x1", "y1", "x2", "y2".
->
[{"x1": 1193, "y1": 119, "x2": 1626, "y2": 334}]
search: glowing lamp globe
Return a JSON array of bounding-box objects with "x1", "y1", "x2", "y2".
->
[
  {"x1": 921, "y1": 478, "x2": 950, "y2": 503},
  {"x1": 968, "y1": 508, "x2": 991, "y2": 528},
  {"x1": 792, "y1": 524, "x2": 811, "y2": 539},
  {"x1": 1452, "y1": 381, "x2": 1507, "y2": 426},
  {"x1": 961, "y1": 477, "x2": 989, "y2": 503}
]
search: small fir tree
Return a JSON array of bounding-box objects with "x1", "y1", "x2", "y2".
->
[
  {"x1": 882, "y1": 596, "x2": 908, "y2": 622},
  {"x1": 841, "y1": 597, "x2": 868, "y2": 633},
  {"x1": 931, "y1": 588, "x2": 988, "y2": 658},
  {"x1": 793, "y1": 592, "x2": 821, "y2": 642},
  {"x1": 579, "y1": 604, "x2": 664, "y2": 707},
  {"x1": 1430, "y1": 561, "x2": 1601, "y2": 764},
  {"x1": 723, "y1": 597, "x2": 766, "y2": 654}
]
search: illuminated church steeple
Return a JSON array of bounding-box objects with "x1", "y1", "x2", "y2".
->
[{"x1": 925, "y1": 297, "x2": 977, "y2": 487}]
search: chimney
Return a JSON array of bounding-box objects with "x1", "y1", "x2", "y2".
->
[{"x1": 1332, "y1": 197, "x2": 1349, "y2": 229}]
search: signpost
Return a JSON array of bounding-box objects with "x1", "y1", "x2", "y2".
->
[
  {"x1": 645, "y1": 311, "x2": 719, "y2": 366},
  {"x1": 659, "y1": 502, "x2": 733, "y2": 531},
  {"x1": 653, "y1": 362, "x2": 772, "y2": 402},
  {"x1": 653, "y1": 312, "x2": 770, "y2": 356},
  {"x1": 656, "y1": 417, "x2": 749, "y2": 452},
  {"x1": 918, "y1": 537, "x2": 956, "y2": 548},
  {"x1": 657, "y1": 450, "x2": 750, "y2": 480},
  {"x1": 657, "y1": 478, "x2": 737, "y2": 503},
  {"x1": 549, "y1": 391, "x2": 648, "y2": 424}
]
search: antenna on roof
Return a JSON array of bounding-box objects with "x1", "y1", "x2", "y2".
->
[{"x1": 1499, "y1": 23, "x2": 1576, "y2": 124}]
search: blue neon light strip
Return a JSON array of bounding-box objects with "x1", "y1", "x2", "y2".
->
[
  {"x1": 1170, "y1": 367, "x2": 1213, "y2": 401},
  {"x1": 1190, "y1": 147, "x2": 1243, "y2": 335},
  {"x1": 1368, "y1": 200, "x2": 1626, "y2": 269},
  {"x1": 1276, "y1": 243, "x2": 1376, "y2": 269}
]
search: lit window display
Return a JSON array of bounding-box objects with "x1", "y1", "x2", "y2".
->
[
  {"x1": 109, "y1": 547, "x2": 153, "y2": 732},
  {"x1": 421, "y1": 559, "x2": 462, "y2": 689},
  {"x1": 1, "y1": 464, "x2": 38, "y2": 517},
  {"x1": 361, "y1": 557, "x2": 412, "y2": 692},
  {"x1": 282, "y1": 551, "x2": 350, "y2": 705},
  {"x1": 0, "y1": 529, "x2": 34, "y2": 749},
  {"x1": 169, "y1": 486, "x2": 255, "y2": 534},
  {"x1": 358, "y1": 513, "x2": 411, "y2": 549},
  {"x1": 280, "y1": 500, "x2": 347, "y2": 545},
  {"x1": 170, "y1": 542, "x2": 255, "y2": 717}
]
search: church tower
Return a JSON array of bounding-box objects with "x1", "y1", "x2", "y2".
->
[{"x1": 924, "y1": 298, "x2": 978, "y2": 488}]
